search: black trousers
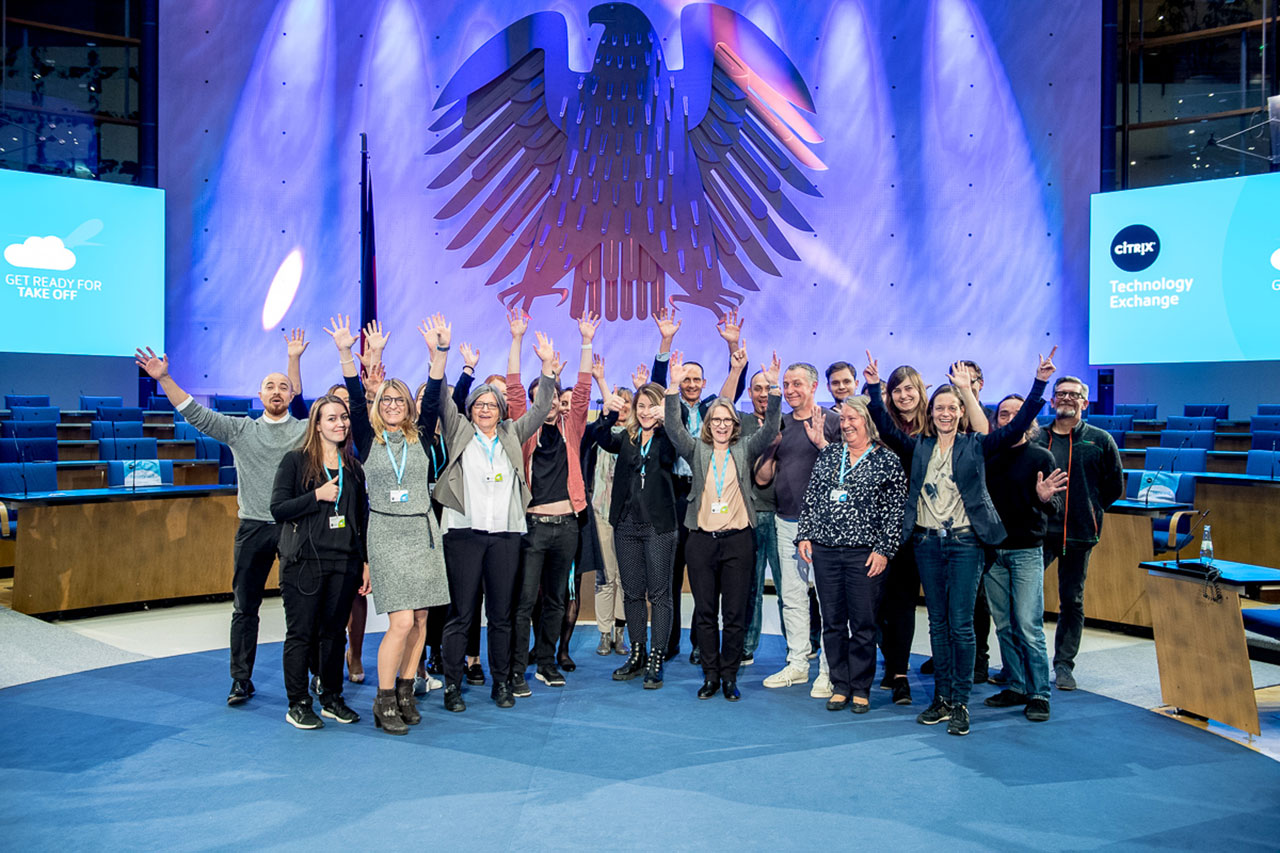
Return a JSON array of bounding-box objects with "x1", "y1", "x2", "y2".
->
[
  {"x1": 230, "y1": 519, "x2": 283, "y2": 681},
  {"x1": 876, "y1": 543, "x2": 918, "y2": 677},
  {"x1": 442, "y1": 529, "x2": 521, "y2": 690},
  {"x1": 614, "y1": 516, "x2": 676, "y2": 651},
  {"x1": 1043, "y1": 542, "x2": 1094, "y2": 671},
  {"x1": 685, "y1": 528, "x2": 755, "y2": 681},
  {"x1": 974, "y1": 578, "x2": 992, "y2": 668},
  {"x1": 279, "y1": 557, "x2": 361, "y2": 705},
  {"x1": 667, "y1": 476, "x2": 694, "y2": 654},
  {"x1": 812, "y1": 544, "x2": 884, "y2": 698},
  {"x1": 426, "y1": 603, "x2": 447, "y2": 650},
  {"x1": 513, "y1": 517, "x2": 579, "y2": 671}
]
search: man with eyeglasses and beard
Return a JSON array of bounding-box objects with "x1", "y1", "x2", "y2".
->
[{"x1": 1034, "y1": 375, "x2": 1123, "y2": 692}]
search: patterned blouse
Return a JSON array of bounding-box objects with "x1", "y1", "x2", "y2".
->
[{"x1": 796, "y1": 442, "x2": 908, "y2": 558}]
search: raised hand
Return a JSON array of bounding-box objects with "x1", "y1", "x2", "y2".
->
[
  {"x1": 578, "y1": 312, "x2": 602, "y2": 342},
  {"x1": 652, "y1": 304, "x2": 681, "y2": 343},
  {"x1": 362, "y1": 320, "x2": 389, "y2": 352},
  {"x1": 604, "y1": 390, "x2": 626, "y2": 414},
  {"x1": 762, "y1": 350, "x2": 781, "y2": 387},
  {"x1": 551, "y1": 351, "x2": 568, "y2": 377},
  {"x1": 863, "y1": 349, "x2": 880, "y2": 386},
  {"x1": 460, "y1": 342, "x2": 480, "y2": 369},
  {"x1": 729, "y1": 345, "x2": 749, "y2": 373},
  {"x1": 366, "y1": 361, "x2": 386, "y2": 389},
  {"x1": 591, "y1": 353, "x2": 607, "y2": 383},
  {"x1": 315, "y1": 474, "x2": 340, "y2": 503},
  {"x1": 717, "y1": 308, "x2": 744, "y2": 348},
  {"x1": 430, "y1": 313, "x2": 452, "y2": 348},
  {"x1": 1036, "y1": 345, "x2": 1058, "y2": 382},
  {"x1": 533, "y1": 331, "x2": 557, "y2": 372},
  {"x1": 324, "y1": 315, "x2": 357, "y2": 351},
  {"x1": 134, "y1": 346, "x2": 169, "y2": 380},
  {"x1": 802, "y1": 413, "x2": 827, "y2": 450},
  {"x1": 947, "y1": 361, "x2": 972, "y2": 391},
  {"x1": 667, "y1": 350, "x2": 688, "y2": 387},
  {"x1": 285, "y1": 328, "x2": 309, "y2": 358},
  {"x1": 631, "y1": 362, "x2": 650, "y2": 389},
  {"x1": 1035, "y1": 467, "x2": 1069, "y2": 503},
  {"x1": 507, "y1": 308, "x2": 528, "y2": 339}
]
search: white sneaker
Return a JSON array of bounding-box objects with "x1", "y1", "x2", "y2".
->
[
  {"x1": 809, "y1": 673, "x2": 834, "y2": 699},
  {"x1": 762, "y1": 666, "x2": 809, "y2": 688}
]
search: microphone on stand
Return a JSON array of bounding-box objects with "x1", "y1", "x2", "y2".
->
[
  {"x1": 18, "y1": 441, "x2": 29, "y2": 499},
  {"x1": 131, "y1": 438, "x2": 139, "y2": 494},
  {"x1": 1271, "y1": 438, "x2": 1276, "y2": 482}
]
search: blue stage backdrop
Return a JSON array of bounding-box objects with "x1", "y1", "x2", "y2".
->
[{"x1": 160, "y1": 0, "x2": 1098, "y2": 400}]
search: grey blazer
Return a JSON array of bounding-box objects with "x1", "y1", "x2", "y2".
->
[
  {"x1": 433, "y1": 373, "x2": 556, "y2": 531},
  {"x1": 664, "y1": 391, "x2": 782, "y2": 531}
]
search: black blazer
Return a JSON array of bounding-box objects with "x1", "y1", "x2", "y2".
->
[
  {"x1": 271, "y1": 448, "x2": 369, "y2": 566},
  {"x1": 597, "y1": 422, "x2": 680, "y2": 532}
]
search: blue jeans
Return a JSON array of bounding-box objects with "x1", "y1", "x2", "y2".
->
[
  {"x1": 744, "y1": 511, "x2": 783, "y2": 655},
  {"x1": 983, "y1": 547, "x2": 1051, "y2": 700},
  {"x1": 913, "y1": 529, "x2": 984, "y2": 706}
]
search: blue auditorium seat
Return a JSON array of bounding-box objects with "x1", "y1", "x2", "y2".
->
[
  {"x1": 0, "y1": 438, "x2": 57, "y2": 463},
  {"x1": 1259, "y1": 404, "x2": 1280, "y2": 416},
  {"x1": 96, "y1": 406, "x2": 145, "y2": 423},
  {"x1": 90, "y1": 421, "x2": 144, "y2": 440},
  {"x1": 4, "y1": 395, "x2": 50, "y2": 409},
  {"x1": 96, "y1": 437, "x2": 159, "y2": 461},
  {"x1": 211, "y1": 396, "x2": 253, "y2": 415},
  {"x1": 1245, "y1": 450, "x2": 1280, "y2": 478},
  {"x1": 1250, "y1": 416, "x2": 1280, "y2": 433},
  {"x1": 1165, "y1": 416, "x2": 1217, "y2": 431},
  {"x1": 1115, "y1": 403, "x2": 1157, "y2": 420},
  {"x1": 192, "y1": 436, "x2": 221, "y2": 462},
  {"x1": 1, "y1": 420, "x2": 57, "y2": 439},
  {"x1": 1251, "y1": 431, "x2": 1280, "y2": 452},
  {"x1": 1184, "y1": 404, "x2": 1228, "y2": 419},
  {"x1": 80, "y1": 395, "x2": 124, "y2": 411},
  {"x1": 147, "y1": 395, "x2": 175, "y2": 412},
  {"x1": 106, "y1": 460, "x2": 174, "y2": 487},
  {"x1": 1125, "y1": 470, "x2": 1196, "y2": 504},
  {"x1": 1242, "y1": 609, "x2": 1280, "y2": 642},
  {"x1": 9, "y1": 406, "x2": 61, "y2": 421},
  {"x1": 1086, "y1": 414, "x2": 1134, "y2": 432},
  {"x1": 1144, "y1": 446, "x2": 1209, "y2": 473},
  {"x1": 0, "y1": 462, "x2": 58, "y2": 539},
  {"x1": 173, "y1": 422, "x2": 201, "y2": 440},
  {"x1": 1105, "y1": 429, "x2": 1126, "y2": 449},
  {"x1": 219, "y1": 466, "x2": 238, "y2": 486},
  {"x1": 1036, "y1": 414, "x2": 1055, "y2": 427},
  {"x1": 1160, "y1": 430, "x2": 1214, "y2": 451}
]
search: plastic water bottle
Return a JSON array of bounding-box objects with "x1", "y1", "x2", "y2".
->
[{"x1": 1199, "y1": 524, "x2": 1214, "y2": 564}]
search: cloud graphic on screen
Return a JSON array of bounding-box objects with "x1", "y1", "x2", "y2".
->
[
  {"x1": 1271, "y1": 247, "x2": 1280, "y2": 271},
  {"x1": 4, "y1": 236, "x2": 77, "y2": 271}
]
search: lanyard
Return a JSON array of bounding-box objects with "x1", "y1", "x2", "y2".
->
[
  {"x1": 639, "y1": 433, "x2": 654, "y2": 488},
  {"x1": 710, "y1": 448, "x2": 730, "y2": 499},
  {"x1": 473, "y1": 431, "x2": 501, "y2": 467},
  {"x1": 688, "y1": 403, "x2": 702, "y2": 436},
  {"x1": 429, "y1": 442, "x2": 446, "y2": 479},
  {"x1": 384, "y1": 432, "x2": 409, "y2": 485},
  {"x1": 838, "y1": 445, "x2": 872, "y2": 485},
  {"x1": 329, "y1": 464, "x2": 343, "y2": 514}
]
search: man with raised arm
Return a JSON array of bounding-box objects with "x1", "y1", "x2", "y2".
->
[{"x1": 135, "y1": 332, "x2": 311, "y2": 707}]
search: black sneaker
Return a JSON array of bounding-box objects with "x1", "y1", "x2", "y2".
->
[
  {"x1": 1025, "y1": 698, "x2": 1051, "y2": 722},
  {"x1": 947, "y1": 703, "x2": 970, "y2": 736},
  {"x1": 916, "y1": 696, "x2": 951, "y2": 725},
  {"x1": 443, "y1": 684, "x2": 466, "y2": 713},
  {"x1": 465, "y1": 662, "x2": 486, "y2": 685},
  {"x1": 891, "y1": 677, "x2": 913, "y2": 706},
  {"x1": 535, "y1": 666, "x2": 566, "y2": 687},
  {"x1": 1054, "y1": 664, "x2": 1077, "y2": 691},
  {"x1": 426, "y1": 649, "x2": 444, "y2": 676},
  {"x1": 227, "y1": 679, "x2": 254, "y2": 706},
  {"x1": 740, "y1": 653, "x2": 754, "y2": 666},
  {"x1": 510, "y1": 673, "x2": 532, "y2": 698},
  {"x1": 879, "y1": 673, "x2": 894, "y2": 690},
  {"x1": 320, "y1": 697, "x2": 360, "y2": 724},
  {"x1": 492, "y1": 682, "x2": 515, "y2": 709},
  {"x1": 286, "y1": 702, "x2": 324, "y2": 730},
  {"x1": 984, "y1": 689, "x2": 1029, "y2": 708}
]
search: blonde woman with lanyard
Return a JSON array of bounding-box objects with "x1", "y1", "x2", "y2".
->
[
  {"x1": 418, "y1": 313, "x2": 560, "y2": 712},
  {"x1": 664, "y1": 350, "x2": 782, "y2": 701},
  {"x1": 325, "y1": 316, "x2": 449, "y2": 735}
]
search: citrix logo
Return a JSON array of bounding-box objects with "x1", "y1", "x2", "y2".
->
[{"x1": 1110, "y1": 224, "x2": 1160, "y2": 272}]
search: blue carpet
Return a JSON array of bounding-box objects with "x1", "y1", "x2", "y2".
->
[{"x1": 2, "y1": 631, "x2": 1279, "y2": 851}]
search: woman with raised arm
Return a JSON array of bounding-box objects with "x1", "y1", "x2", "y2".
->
[
  {"x1": 864, "y1": 348, "x2": 1055, "y2": 736},
  {"x1": 796, "y1": 397, "x2": 908, "y2": 714},
  {"x1": 594, "y1": 377, "x2": 680, "y2": 690},
  {"x1": 270, "y1": 395, "x2": 370, "y2": 731},
  {"x1": 664, "y1": 350, "x2": 782, "y2": 701},
  {"x1": 321, "y1": 315, "x2": 448, "y2": 735},
  {"x1": 418, "y1": 314, "x2": 559, "y2": 712}
]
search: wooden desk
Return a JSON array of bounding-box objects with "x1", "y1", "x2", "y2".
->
[
  {"x1": 1043, "y1": 500, "x2": 1186, "y2": 629},
  {"x1": 1, "y1": 485, "x2": 275, "y2": 615},
  {"x1": 1143, "y1": 560, "x2": 1280, "y2": 736},
  {"x1": 51, "y1": 460, "x2": 219, "y2": 489}
]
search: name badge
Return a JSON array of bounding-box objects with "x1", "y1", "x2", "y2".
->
[
  {"x1": 829, "y1": 489, "x2": 849, "y2": 503},
  {"x1": 711, "y1": 501, "x2": 729, "y2": 515},
  {"x1": 329, "y1": 515, "x2": 347, "y2": 529},
  {"x1": 390, "y1": 489, "x2": 409, "y2": 503},
  {"x1": 485, "y1": 472, "x2": 504, "y2": 483}
]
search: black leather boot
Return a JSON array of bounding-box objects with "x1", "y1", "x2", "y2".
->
[
  {"x1": 395, "y1": 677, "x2": 421, "y2": 725},
  {"x1": 374, "y1": 689, "x2": 409, "y2": 735},
  {"x1": 612, "y1": 643, "x2": 647, "y2": 681},
  {"x1": 643, "y1": 649, "x2": 665, "y2": 690}
]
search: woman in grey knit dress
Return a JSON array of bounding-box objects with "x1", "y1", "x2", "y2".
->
[{"x1": 326, "y1": 316, "x2": 448, "y2": 735}]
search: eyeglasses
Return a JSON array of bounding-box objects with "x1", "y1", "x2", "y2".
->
[
  {"x1": 708, "y1": 417, "x2": 734, "y2": 426},
  {"x1": 1053, "y1": 391, "x2": 1084, "y2": 401},
  {"x1": 379, "y1": 396, "x2": 407, "y2": 408},
  {"x1": 472, "y1": 401, "x2": 501, "y2": 411}
]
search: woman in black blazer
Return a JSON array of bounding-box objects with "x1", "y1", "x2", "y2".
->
[
  {"x1": 595, "y1": 381, "x2": 679, "y2": 688},
  {"x1": 271, "y1": 394, "x2": 370, "y2": 731}
]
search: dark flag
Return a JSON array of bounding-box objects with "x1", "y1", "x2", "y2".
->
[{"x1": 359, "y1": 133, "x2": 377, "y2": 333}]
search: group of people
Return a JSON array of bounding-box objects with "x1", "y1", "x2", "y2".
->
[{"x1": 134, "y1": 306, "x2": 1123, "y2": 737}]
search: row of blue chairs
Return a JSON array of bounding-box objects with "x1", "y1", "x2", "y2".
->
[
  {"x1": 1108, "y1": 404, "x2": 1280, "y2": 420},
  {"x1": 0, "y1": 436, "x2": 227, "y2": 464},
  {"x1": 4, "y1": 394, "x2": 254, "y2": 413}
]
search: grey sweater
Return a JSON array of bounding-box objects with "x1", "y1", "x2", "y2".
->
[{"x1": 178, "y1": 398, "x2": 307, "y2": 521}]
